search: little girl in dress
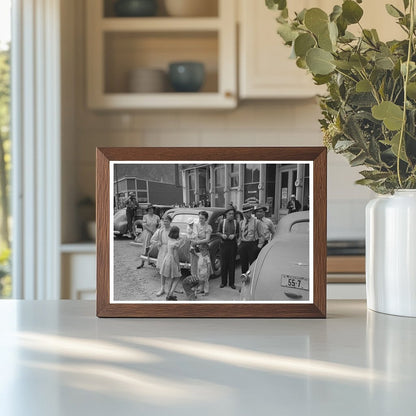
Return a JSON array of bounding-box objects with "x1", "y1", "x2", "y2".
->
[
  {"x1": 196, "y1": 244, "x2": 212, "y2": 296},
  {"x1": 159, "y1": 226, "x2": 187, "y2": 301}
]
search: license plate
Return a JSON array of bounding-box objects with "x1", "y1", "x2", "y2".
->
[{"x1": 281, "y1": 274, "x2": 309, "y2": 291}]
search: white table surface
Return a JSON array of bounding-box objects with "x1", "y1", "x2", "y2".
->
[{"x1": 0, "y1": 300, "x2": 415, "y2": 416}]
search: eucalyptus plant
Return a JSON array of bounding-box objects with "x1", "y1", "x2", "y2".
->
[{"x1": 266, "y1": 0, "x2": 416, "y2": 193}]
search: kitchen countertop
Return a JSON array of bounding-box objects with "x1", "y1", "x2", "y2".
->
[{"x1": 0, "y1": 300, "x2": 415, "y2": 416}]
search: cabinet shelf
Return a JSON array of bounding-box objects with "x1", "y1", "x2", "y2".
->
[
  {"x1": 101, "y1": 17, "x2": 221, "y2": 32},
  {"x1": 86, "y1": 0, "x2": 236, "y2": 109},
  {"x1": 89, "y1": 92, "x2": 235, "y2": 110}
]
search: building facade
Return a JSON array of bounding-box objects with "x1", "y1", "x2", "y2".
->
[{"x1": 180, "y1": 163, "x2": 309, "y2": 219}]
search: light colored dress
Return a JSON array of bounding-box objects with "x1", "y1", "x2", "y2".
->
[
  {"x1": 160, "y1": 238, "x2": 186, "y2": 279},
  {"x1": 150, "y1": 226, "x2": 170, "y2": 270},
  {"x1": 197, "y1": 253, "x2": 212, "y2": 294},
  {"x1": 190, "y1": 222, "x2": 212, "y2": 276},
  {"x1": 138, "y1": 214, "x2": 160, "y2": 253}
]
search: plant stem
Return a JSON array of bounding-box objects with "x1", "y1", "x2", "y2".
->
[{"x1": 397, "y1": 0, "x2": 415, "y2": 188}]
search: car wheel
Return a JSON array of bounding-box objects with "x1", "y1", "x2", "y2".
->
[{"x1": 210, "y1": 249, "x2": 221, "y2": 279}]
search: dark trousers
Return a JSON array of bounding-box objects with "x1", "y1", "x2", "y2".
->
[
  {"x1": 220, "y1": 241, "x2": 237, "y2": 286},
  {"x1": 126, "y1": 208, "x2": 135, "y2": 233},
  {"x1": 238, "y1": 241, "x2": 259, "y2": 274}
]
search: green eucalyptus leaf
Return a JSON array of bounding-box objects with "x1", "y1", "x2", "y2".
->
[
  {"x1": 333, "y1": 60, "x2": 353, "y2": 70},
  {"x1": 403, "y1": 0, "x2": 409, "y2": 10},
  {"x1": 350, "y1": 152, "x2": 368, "y2": 167},
  {"x1": 372, "y1": 101, "x2": 404, "y2": 131},
  {"x1": 360, "y1": 170, "x2": 391, "y2": 180},
  {"x1": 342, "y1": 0, "x2": 364, "y2": 24},
  {"x1": 375, "y1": 55, "x2": 395, "y2": 70},
  {"x1": 328, "y1": 21, "x2": 338, "y2": 44},
  {"x1": 371, "y1": 29, "x2": 380, "y2": 42},
  {"x1": 318, "y1": 27, "x2": 334, "y2": 52},
  {"x1": 294, "y1": 33, "x2": 316, "y2": 58},
  {"x1": 384, "y1": 132, "x2": 409, "y2": 162},
  {"x1": 313, "y1": 74, "x2": 332, "y2": 85},
  {"x1": 306, "y1": 48, "x2": 335, "y2": 75},
  {"x1": 330, "y1": 5, "x2": 343, "y2": 22},
  {"x1": 296, "y1": 57, "x2": 308, "y2": 69},
  {"x1": 336, "y1": 15, "x2": 348, "y2": 36},
  {"x1": 296, "y1": 8, "x2": 307, "y2": 23},
  {"x1": 363, "y1": 29, "x2": 376, "y2": 46},
  {"x1": 281, "y1": 7, "x2": 288, "y2": 19},
  {"x1": 277, "y1": 23, "x2": 299, "y2": 43},
  {"x1": 350, "y1": 54, "x2": 368, "y2": 70},
  {"x1": 407, "y1": 82, "x2": 416, "y2": 99},
  {"x1": 304, "y1": 8, "x2": 329, "y2": 35},
  {"x1": 356, "y1": 79, "x2": 372, "y2": 92},
  {"x1": 266, "y1": 0, "x2": 287, "y2": 11},
  {"x1": 334, "y1": 140, "x2": 355, "y2": 151},
  {"x1": 276, "y1": 14, "x2": 288, "y2": 24},
  {"x1": 385, "y1": 4, "x2": 404, "y2": 18},
  {"x1": 339, "y1": 31, "x2": 356, "y2": 43}
]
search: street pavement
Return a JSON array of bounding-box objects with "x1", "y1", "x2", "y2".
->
[{"x1": 114, "y1": 238, "x2": 243, "y2": 302}]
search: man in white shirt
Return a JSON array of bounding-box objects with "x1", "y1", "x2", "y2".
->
[
  {"x1": 238, "y1": 204, "x2": 265, "y2": 274},
  {"x1": 254, "y1": 205, "x2": 275, "y2": 245}
]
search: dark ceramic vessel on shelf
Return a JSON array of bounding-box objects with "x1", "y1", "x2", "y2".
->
[
  {"x1": 168, "y1": 62, "x2": 205, "y2": 92},
  {"x1": 114, "y1": 0, "x2": 157, "y2": 17}
]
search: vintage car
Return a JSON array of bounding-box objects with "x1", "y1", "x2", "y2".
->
[
  {"x1": 240, "y1": 211, "x2": 310, "y2": 301},
  {"x1": 113, "y1": 204, "x2": 173, "y2": 238},
  {"x1": 143, "y1": 207, "x2": 236, "y2": 278}
]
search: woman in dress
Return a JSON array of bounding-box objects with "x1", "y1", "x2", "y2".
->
[
  {"x1": 150, "y1": 215, "x2": 172, "y2": 296},
  {"x1": 189, "y1": 211, "x2": 212, "y2": 279},
  {"x1": 137, "y1": 205, "x2": 160, "y2": 269},
  {"x1": 160, "y1": 226, "x2": 188, "y2": 301}
]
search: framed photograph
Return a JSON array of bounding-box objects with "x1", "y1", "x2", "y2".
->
[{"x1": 96, "y1": 147, "x2": 327, "y2": 318}]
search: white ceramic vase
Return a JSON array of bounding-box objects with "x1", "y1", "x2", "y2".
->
[{"x1": 366, "y1": 190, "x2": 416, "y2": 317}]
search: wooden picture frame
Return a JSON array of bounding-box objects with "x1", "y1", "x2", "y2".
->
[{"x1": 96, "y1": 147, "x2": 327, "y2": 318}]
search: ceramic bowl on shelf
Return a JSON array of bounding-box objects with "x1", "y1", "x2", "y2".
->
[
  {"x1": 128, "y1": 68, "x2": 167, "y2": 93},
  {"x1": 114, "y1": 0, "x2": 158, "y2": 17},
  {"x1": 168, "y1": 62, "x2": 205, "y2": 92},
  {"x1": 164, "y1": 0, "x2": 218, "y2": 17}
]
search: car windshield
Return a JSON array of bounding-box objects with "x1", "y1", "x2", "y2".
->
[
  {"x1": 290, "y1": 221, "x2": 309, "y2": 234},
  {"x1": 171, "y1": 213, "x2": 201, "y2": 233}
]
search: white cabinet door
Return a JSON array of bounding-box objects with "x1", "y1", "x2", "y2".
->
[
  {"x1": 238, "y1": 0, "x2": 403, "y2": 99},
  {"x1": 239, "y1": 0, "x2": 325, "y2": 99}
]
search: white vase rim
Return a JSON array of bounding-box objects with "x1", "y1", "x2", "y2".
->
[{"x1": 395, "y1": 189, "x2": 416, "y2": 193}]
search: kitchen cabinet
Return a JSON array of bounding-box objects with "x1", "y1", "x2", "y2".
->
[
  {"x1": 86, "y1": 0, "x2": 237, "y2": 109},
  {"x1": 239, "y1": 0, "x2": 325, "y2": 99},
  {"x1": 238, "y1": 0, "x2": 404, "y2": 99},
  {"x1": 61, "y1": 244, "x2": 96, "y2": 300}
]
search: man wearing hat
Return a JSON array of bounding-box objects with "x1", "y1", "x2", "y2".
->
[
  {"x1": 238, "y1": 204, "x2": 266, "y2": 275},
  {"x1": 124, "y1": 192, "x2": 139, "y2": 238},
  {"x1": 219, "y1": 207, "x2": 240, "y2": 289},
  {"x1": 254, "y1": 205, "x2": 275, "y2": 245}
]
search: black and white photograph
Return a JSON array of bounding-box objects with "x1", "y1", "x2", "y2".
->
[{"x1": 110, "y1": 161, "x2": 312, "y2": 303}]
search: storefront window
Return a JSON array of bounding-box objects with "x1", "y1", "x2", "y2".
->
[
  {"x1": 214, "y1": 166, "x2": 225, "y2": 207},
  {"x1": 280, "y1": 171, "x2": 289, "y2": 209},
  {"x1": 126, "y1": 178, "x2": 136, "y2": 190},
  {"x1": 244, "y1": 164, "x2": 260, "y2": 203},
  {"x1": 245, "y1": 164, "x2": 260, "y2": 183},
  {"x1": 198, "y1": 167, "x2": 208, "y2": 206},
  {"x1": 230, "y1": 164, "x2": 239, "y2": 188},
  {"x1": 188, "y1": 171, "x2": 195, "y2": 205}
]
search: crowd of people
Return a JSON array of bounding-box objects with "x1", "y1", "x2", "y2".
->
[
  {"x1": 127, "y1": 199, "x2": 289, "y2": 301},
  {"x1": 121, "y1": 188, "x2": 305, "y2": 301}
]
